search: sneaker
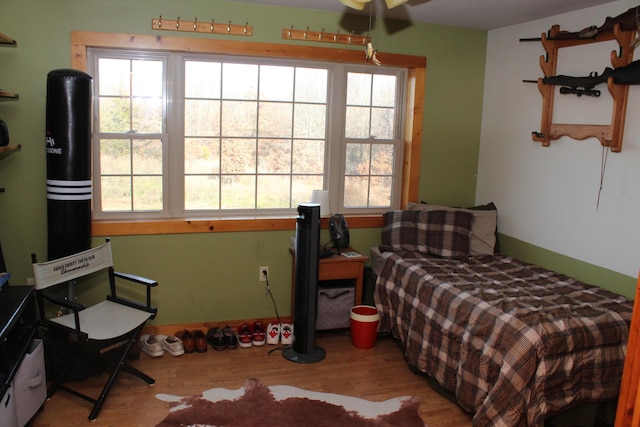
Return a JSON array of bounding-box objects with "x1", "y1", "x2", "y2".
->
[
  {"x1": 280, "y1": 323, "x2": 294, "y2": 345},
  {"x1": 139, "y1": 334, "x2": 164, "y2": 357},
  {"x1": 252, "y1": 321, "x2": 266, "y2": 346},
  {"x1": 266, "y1": 323, "x2": 280, "y2": 345},
  {"x1": 237, "y1": 323, "x2": 253, "y2": 348},
  {"x1": 157, "y1": 334, "x2": 184, "y2": 356}
]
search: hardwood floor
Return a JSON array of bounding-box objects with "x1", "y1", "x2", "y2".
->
[{"x1": 30, "y1": 332, "x2": 473, "y2": 427}]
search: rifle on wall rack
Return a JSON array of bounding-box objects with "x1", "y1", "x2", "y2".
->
[
  {"x1": 523, "y1": 59, "x2": 640, "y2": 97},
  {"x1": 520, "y1": 5, "x2": 640, "y2": 43}
]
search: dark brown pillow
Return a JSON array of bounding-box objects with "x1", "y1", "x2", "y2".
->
[
  {"x1": 426, "y1": 210, "x2": 473, "y2": 258},
  {"x1": 380, "y1": 210, "x2": 429, "y2": 253}
]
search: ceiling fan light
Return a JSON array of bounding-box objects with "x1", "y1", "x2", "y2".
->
[
  {"x1": 384, "y1": 0, "x2": 409, "y2": 9},
  {"x1": 339, "y1": 0, "x2": 372, "y2": 11}
]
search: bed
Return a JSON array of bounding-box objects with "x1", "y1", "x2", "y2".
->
[{"x1": 372, "y1": 203, "x2": 633, "y2": 427}]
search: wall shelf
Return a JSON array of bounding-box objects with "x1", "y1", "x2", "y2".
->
[{"x1": 531, "y1": 23, "x2": 636, "y2": 152}]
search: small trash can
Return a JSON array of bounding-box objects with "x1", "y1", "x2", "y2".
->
[{"x1": 350, "y1": 305, "x2": 380, "y2": 349}]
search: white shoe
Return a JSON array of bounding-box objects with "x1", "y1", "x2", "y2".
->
[
  {"x1": 280, "y1": 323, "x2": 294, "y2": 345},
  {"x1": 266, "y1": 323, "x2": 280, "y2": 345},
  {"x1": 156, "y1": 334, "x2": 185, "y2": 356},
  {"x1": 139, "y1": 334, "x2": 164, "y2": 357}
]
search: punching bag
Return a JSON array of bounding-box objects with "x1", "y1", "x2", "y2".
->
[{"x1": 45, "y1": 69, "x2": 93, "y2": 261}]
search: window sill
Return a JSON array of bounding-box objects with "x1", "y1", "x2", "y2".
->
[{"x1": 92, "y1": 215, "x2": 385, "y2": 236}]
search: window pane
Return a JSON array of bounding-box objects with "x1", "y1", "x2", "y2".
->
[
  {"x1": 293, "y1": 104, "x2": 326, "y2": 139},
  {"x1": 372, "y1": 74, "x2": 396, "y2": 107},
  {"x1": 99, "y1": 58, "x2": 130, "y2": 96},
  {"x1": 292, "y1": 175, "x2": 323, "y2": 207},
  {"x1": 132, "y1": 61, "x2": 163, "y2": 97},
  {"x1": 221, "y1": 138, "x2": 256, "y2": 173},
  {"x1": 185, "y1": 99, "x2": 220, "y2": 136},
  {"x1": 222, "y1": 63, "x2": 258, "y2": 100},
  {"x1": 102, "y1": 176, "x2": 131, "y2": 211},
  {"x1": 132, "y1": 97, "x2": 162, "y2": 133},
  {"x1": 370, "y1": 107, "x2": 394, "y2": 139},
  {"x1": 259, "y1": 102, "x2": 292, "y2": 138},
  {"x1": 185, "y1": 61, "x2": 221, "y2": 98},
  {"x1": 185, "y1": 138, "x2": 220, "y2": 174},
  {"x1": 221, "y1": 175, "x2": 255, "y2": 209},
  {"x1": 369, "y1": 176, "x2": 392, "y2": 207},
  {"x1": 346, "y1": 73, "x2": 371, "y2": 106},
  {"x1": 345, "y1": 143, "x2": 370, "y2": 175},
  {"x1": 344, "y1": 176, "x2": 368, "y2": 207},
  {"x1": 371, "y1": 144, "x2": 394, "y2": 175},
  {"x1": 185, "y1": 176, "x2": 219, "y2": 210},
  {"x1": 292, "y1": 140, "x2": 324, "y2": 174},
  {"x1": 295, "y1": 68, "x2": 328, "y2": 103},
  {"x1": 221, "y1": 101, "x2": 257, "y2": 137},
  {"x1": 345, "y1": 106, "x2": 371, "y2": 138},
  {"x1": 133, "y1": 176, "x2": 163, "y2": 210},
  {"x1": 257, "y1": 175, "x2": 290, "y2": 208},
  {"x1": 101, "y1": 139, "x2": 131, "y2": 174},
  {"x1": 258, "y1": 139, "x2": 291, "y2": 174},
  {"x1": 132, "y1": 140, "x2": 162, "y2": 174},
  {"x1": 99, "y1": 97, "x2": 131, "y2": 133},
  {"x1": 260, "y1": 65, "x2": 293, "y2": 101}
]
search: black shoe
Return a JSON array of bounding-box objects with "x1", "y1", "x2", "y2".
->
[
  {"x1": 222, "y1": 325, "x2": 238, "y2": 350},
  {"x1": 207, "y1": 327, "x2": 226, "y2": 351}
]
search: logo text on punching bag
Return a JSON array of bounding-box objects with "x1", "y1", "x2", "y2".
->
[{"x1": 46, "y1": 132, "x2": 62, "y2": 155}]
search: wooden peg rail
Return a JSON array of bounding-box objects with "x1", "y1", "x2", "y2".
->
[
  {"x1": 152, "y1": 17, "x2": 252, "y2": 36},
  {"x1": 282, "y1": 28, "x2": 370, "y2": 46},
  {"x1": 531, "y1": 22, "x2": 636, "y2": 152}
]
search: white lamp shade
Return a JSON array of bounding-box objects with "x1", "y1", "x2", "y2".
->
[
  {"x1": 384, "y1": 0, "x2": 408, "y2": 8},
  {"x1": 310, "y1": 190, "x2": 329, "y2": 217},
  {"x1": 339, "y1": 0, "x2": 372, "y2": 10}
]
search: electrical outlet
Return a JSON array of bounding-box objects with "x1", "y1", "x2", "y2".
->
[{"x1": 259, "y1": 266, "x2": 269, "y2": 282}]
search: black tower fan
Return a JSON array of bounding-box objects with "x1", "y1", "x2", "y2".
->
[{"x1": 283, "y1": 203, "x2": 326, "y2": 363}]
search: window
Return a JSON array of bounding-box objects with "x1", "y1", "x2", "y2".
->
[{"x1": 89, "y1": 48, "x2": 406, "y2": 220}]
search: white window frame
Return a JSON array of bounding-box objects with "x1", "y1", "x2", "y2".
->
[{"x1": 88, "y1": 48, "x2": 406, "y2": 220}]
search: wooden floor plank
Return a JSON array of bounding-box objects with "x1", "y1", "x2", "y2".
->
[{"x1": 30, "y1": 333, "x2": 473, "y2": 427}]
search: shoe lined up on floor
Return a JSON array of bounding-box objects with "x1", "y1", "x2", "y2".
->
[
  {"x1": 156, "y1": 334, "x2": 185, "y2": 356},
  {"x1": 252, "y1": 321, "x2": 266, "y2": 346},
  {"x1": 208, "y1": 325, "x2": 239, "y2": 350},
  {"x1": 281, "y1": 323, "x2": 294, "y2": 345},
  {"x1": 237, "y1": 323, "x2": 253, "y2": 348},
  {"x1": 175, "y1": 330, "x2": 195, "y2": 353},
  {"x1": 193, "y1": 329, "x2": 207, "y2": 352},
  {"x1": 265, "y1": 323, "x2": 294, "y2": 345},
  {"x1": 139, "y1": 334, "x2": 164, "y2": 357}
]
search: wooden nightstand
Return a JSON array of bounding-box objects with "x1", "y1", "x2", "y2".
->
[{"x1": 289, "y1": 247, "x2": 369, "y2": 319}]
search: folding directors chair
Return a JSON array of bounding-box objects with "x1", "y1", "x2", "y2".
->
[{"x1": 31, "y1": 240, "x2": 158, "y2": 421}]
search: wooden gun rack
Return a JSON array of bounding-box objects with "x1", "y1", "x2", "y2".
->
[{"x1": 532, "y1": 23, "x2": 636, "y2": 152}]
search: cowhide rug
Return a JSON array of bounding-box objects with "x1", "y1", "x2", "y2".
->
[{"x1": 155, "y1": 377, "x2": 426, "y2": 427}]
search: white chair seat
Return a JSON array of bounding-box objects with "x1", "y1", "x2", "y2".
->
[{"x1": 49, "y1": 300, "x2": 152, "y2": 341}]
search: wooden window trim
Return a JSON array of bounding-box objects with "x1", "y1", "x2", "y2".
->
[{"x1": 71, "y1": 31, "x2": 425, "y2": 236}]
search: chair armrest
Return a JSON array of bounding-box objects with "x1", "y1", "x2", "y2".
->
[
  {"x1": 39, "y1": 291, "x2": 86, "y2": 312},
  {"x1": 107, "y1": 295, "x2": 158, "y2": 319},
  {"x1": 113, "y1": 271, "x2": 158, "y2": 287}
]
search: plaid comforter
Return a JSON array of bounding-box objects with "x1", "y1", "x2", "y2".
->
[{"x1": 375, "y1": 251, "x2": 633, "y2": 427}]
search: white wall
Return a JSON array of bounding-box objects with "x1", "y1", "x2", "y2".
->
[{"x1": 477, "y1": 0, "x2": 640, "y2": 278}]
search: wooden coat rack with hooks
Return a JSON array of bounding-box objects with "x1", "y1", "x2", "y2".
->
[
  {"x1": 281, "y1": 27, "x2": 370, "y2": 46},
  {"x1": 531, "y1": 23, "x2": 636, "y2": 152},
  {"x1": 152, "y1": 16, "x2": 252, "y2": 36}
]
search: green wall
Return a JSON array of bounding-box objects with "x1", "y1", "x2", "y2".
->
[{"x1": 0, "y1": 0, "x2": 488, "y2": 325}]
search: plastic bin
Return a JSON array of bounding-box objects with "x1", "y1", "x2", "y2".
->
[
  {"x1": 0, "y1": 383, "x2": 18, "y2": 427},
  {"x1": 13, "y1": 339, "x2": 46, "y2": 427},
  {"x1": 350, "y1": 305, "x2": 380, "y2": 349}
]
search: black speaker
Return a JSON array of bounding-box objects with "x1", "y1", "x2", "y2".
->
[
  {"x1": 283, "y1": 203, "x2": 326, "y2": 364},
  {"x1": 0, "y1": 120, "x2": 8, "y2": 146}
]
